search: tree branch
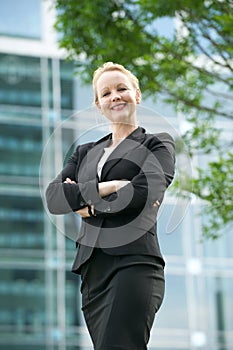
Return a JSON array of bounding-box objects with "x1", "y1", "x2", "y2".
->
[
  {"x1": 197, "y1": 23, "x2": 233, "y2": 71},
  {"x1": 180, "y1": 16, "x2": 231, "y2": 70},
  {"x1": 156, "y1": 80, "x2": 233, "y2": 119},
  {"x1": 206, "y1": 87, "x2": 233, "y2": 101}
]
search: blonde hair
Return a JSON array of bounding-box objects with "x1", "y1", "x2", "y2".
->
[{"x1": 93, "y1": 62, "x2": 140, "y2": 104}]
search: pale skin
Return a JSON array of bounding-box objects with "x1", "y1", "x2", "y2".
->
[{"x1": 64, "y1": 70, "x2": 160, "y2": 218}]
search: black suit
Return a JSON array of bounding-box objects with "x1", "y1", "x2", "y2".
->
[
  {"x1": 46, "y1": 126, "x2": 175, "y2": 349},
  {"x1": 46, "y1": 126, "x2": 175, "y2": 273}
]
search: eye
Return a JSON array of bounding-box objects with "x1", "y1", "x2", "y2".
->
[
  {"x1": 118, "y1": 87, "x2": 127, "y2": 92},
  {"x1": 102, "y1": 91, "x2": 110, "y2": 97}
]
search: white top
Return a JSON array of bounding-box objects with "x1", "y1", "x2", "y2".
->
[{"x1": 97, "y1": 145, "x2": 117, "y2": 178}]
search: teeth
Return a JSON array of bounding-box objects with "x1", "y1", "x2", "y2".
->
[{"x1": 112, "y1": 103, "x2": 125, "y2": 110}]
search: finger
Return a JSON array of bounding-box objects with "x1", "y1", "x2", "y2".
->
[{"x1": 64, "y1": 178, "x2": 76, "y2": 184}]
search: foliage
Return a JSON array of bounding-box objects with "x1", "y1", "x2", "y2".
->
[
  {"x1": 54, "y1": 0, "x2": 233, "y2": 239},
  {"x1": 193, "y1": 152, "x2": 233, "y2": 239}
]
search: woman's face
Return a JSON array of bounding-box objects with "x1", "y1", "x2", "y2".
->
[{"x1": 96, "y1": 70, "x2": 141, "y2": 125}]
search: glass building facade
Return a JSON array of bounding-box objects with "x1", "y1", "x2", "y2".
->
[{"x1": 0, "y1": 1, "x2": 233, "y2": 349}]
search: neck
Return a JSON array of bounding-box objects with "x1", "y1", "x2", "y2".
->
[{"x1": 110, "y1": 123, "x2": 138, "y2": 146}]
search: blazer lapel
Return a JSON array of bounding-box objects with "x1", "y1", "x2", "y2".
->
[
  {"x1": 78, "y1": 135, "x2": 111, "y2": 182},
  {"x1": 100, "y1": 127, "x2": 146, "y2": 181}
]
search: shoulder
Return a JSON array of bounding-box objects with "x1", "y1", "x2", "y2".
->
[
  {"x1": 145, "y1": 131, "x2": 174, "y2": 142},
  {"x1": 75, "y1": 141, "x2": 95, "y2": 153},
  {"x1": 142, "y1": 131, "x2": 175, "y2": 161},
  {"x1": 144, "y1": 131, "x2": 175, "y2": 148}
]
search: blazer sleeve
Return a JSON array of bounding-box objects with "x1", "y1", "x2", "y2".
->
[
  {"x1": 45, "y1": 145, "x2": 100, "y2": 214},
  {"x1": 93, "y1": 132, "x2": 175, "y2": 216}
]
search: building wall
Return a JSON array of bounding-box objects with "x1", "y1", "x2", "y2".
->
[{"x1": 0, "y1": 1, "x2": 233, "y2": 350}]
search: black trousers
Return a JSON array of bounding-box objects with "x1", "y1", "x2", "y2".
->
[{"x1": 80, "y1": 249, "x2": 165, "y2": 350}]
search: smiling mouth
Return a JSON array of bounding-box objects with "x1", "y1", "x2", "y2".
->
[{"x1": 111, "y1": 103, "x2": 127, "y2": 111}]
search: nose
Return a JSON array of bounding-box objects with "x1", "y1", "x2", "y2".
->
[{"x1": 111, "y1": 91, "x2": 121, "y2": 102}]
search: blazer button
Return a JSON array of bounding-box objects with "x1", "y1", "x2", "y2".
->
[{"x1": 103, "y1": 207, "x2": 111, "y2": 213}]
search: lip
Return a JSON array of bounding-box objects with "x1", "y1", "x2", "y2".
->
[{"x1": 111, "y1": 103, "x2": 127, "y2": 111}]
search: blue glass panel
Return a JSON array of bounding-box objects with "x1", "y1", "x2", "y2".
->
[
  {"x1": 202, "y1": 275, "x2": 233, "y2": 350},
  {"x1": 0, "y1": 123, "x2": 42, "y2": 178},
  {"x1": 60, "y1": 60, "x2": 74, "y2": 110},
  {"x1": 158, "y1": 204, "x2": 183, "y2": 256},
  {"x1": 0, "y1": 54, "x2": 41, "y2": 107},
  {"x1": 0, "y1": 0, "x2": 41, "y2": 39},
  {"x1": 0, "y1": 269, "x2": 46, "y2": 348},
  {"x1": 0, "y1": 194, "x2": 44, "y2": 249},
  {"x1": 156, "y1": 274, "x2": 188, "y2": 328}
]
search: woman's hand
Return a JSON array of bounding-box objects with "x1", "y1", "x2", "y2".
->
[
  {"x1": 76, "y1": 205, "x2": 95, "y2": 218},
  {"x1": 98, "y1": 180, "x2": 130, "y2": 197},
  {"x1": 153, "y1": 200, "x2": 160, "y2": 207},
  {"x1": 76, "y1": 207, "x2": 90, "y2": 218},
  {"x1": 64, "y1": 177, "x2": 76, "y2": 184}
]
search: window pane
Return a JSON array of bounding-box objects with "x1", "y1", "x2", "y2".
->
[
  {"x1": 0, "y1": 123, "x2": 42, "y2": 180},
  {"x1": 156, "y1": 274, "x2": 188, "y2": 328},
  {"x1": 0, "y1": 195, "x2": 44, "y2": 250},
  {"x1": 0, "y1": 54, "x2": 41, "y2": 107},
  {"x1": 203, "y1": 230, "x2": 233, "y2": 258},
  {"x1": 0, "y1": 0, "x2": 41, "y2": 39},
  {"x1": 60, "y1": 60, "x2": 74, "y2": 110},
  {"x1": 0, "y1": 269, "x2": 46, "y2": 346},
  {"x1": 205, "y1": 276, "x2": 233, "y2": 332},
  {"x1": 158, "y1": 204, "x2": 183, "y2": 256}
]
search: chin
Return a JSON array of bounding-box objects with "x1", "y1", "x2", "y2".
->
[{"x1": 111, "y1": 113, "x2": 132, "y2": 123}]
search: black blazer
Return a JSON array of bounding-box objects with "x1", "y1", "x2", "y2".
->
[{"x1": 46, "y1": 127, "x2": 175, "y2": 274}]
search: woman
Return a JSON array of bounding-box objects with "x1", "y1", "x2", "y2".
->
[{"x1": 46, "y1": 62, "x2": 175, "y2": 349}]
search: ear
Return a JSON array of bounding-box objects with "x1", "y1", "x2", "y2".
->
[
  {"x1": 95, "y1": 100, "x2": 102, "y2": 111},
  {"x1": 136, "y1": 89, "x2": 141, "y2": 104}
]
